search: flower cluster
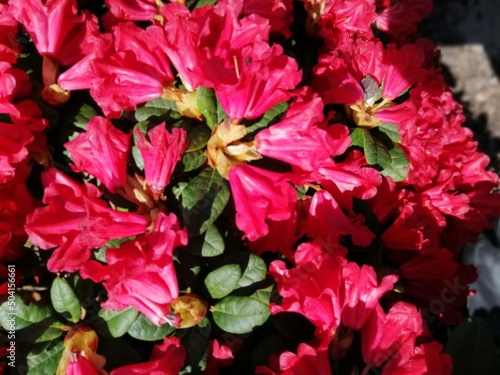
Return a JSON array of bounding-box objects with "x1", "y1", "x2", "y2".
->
[{"x1": 1, "y1": 0, "x2": 499, "y2": 374}]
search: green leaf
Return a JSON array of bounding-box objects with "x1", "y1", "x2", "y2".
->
[
  {"x1": 378, "y1": 123, "x2": 402, "y2": 142},
  {"x1": 98, "y1": 308, "x2": 139, "y2": 338},
  {"x1": 135, "y1": 97, "x2": 180, "y2": 121},
  {"x1": 26, "y1": 340, "x2": 65, "y2": 375},
  {"x1": 246, "y1": 101, "x2": 288, "y2": 134},
  {"x1": 380, "y1": 145, "x2": 410, "y2": 182},
  {"x1": 182, "y1": 149, "x2": 207, "y2": 172},
  {"x1": 128, "y1": 313, "x2": 176, "y2": 341},
  {"x1": 174, "y1": 167, "x2": 230, "y2": 236},
  {"x1": 195, "y1": 0, "x2": 217, "y2": 7},
  {"x1": 50, "y1": 277, "x2": 81, "y2": 322},
  {"x1": 237, "y1": 254, "x2": 267, "y2": 288},
  {"x1": 205, "y1": 264, "x2": 242, "y2": 299},
  {"x1": 223, "y1": 252, "x2": 267, "y2": 288},
  {"x1": 444, "y1": 317, "x2": 500, "y2": 375},
  {"x1": 185, "y1": 125, "x2": 211, "y2": 152},
  {"x1": 182, "y1": 224, "x2": 225, "y2": 257},
  {"x1": 201, "y1": 224, "x2": 225, "y2": 257},
  {"x1": 212, "y1": 288, "x2": 271, "y2": 334},
  {"x1": 197, "y1": 86, "x2": 218, "y2": 129},
  {"x1": 74, "y1": 104, "x2": 97, "y2": 129},
  {"x1": 0, "y1": 296, "x2": 65, "y2": 343},
  {"x1": 350, "y1": 128, "x2": 391, "y2": 167}
]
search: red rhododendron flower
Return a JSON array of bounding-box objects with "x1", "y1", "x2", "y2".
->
[
  {"x1": 80, "y1": 212, "x2": 187, "y2": 326},
  {"x1": 313, "y1": 39, "x2": 431, "y2": 109},
  {"x1": 382, "y1": 341, "x2": 452, "y2": 375},
  {"x1": 67, "y1": 355, "x2": 99, "y2": 375},
  {"x1": 65, "y1": 116, "x2": 130, "y2": 193},
  {"x1": 256, "y1": 343, "x2": 332, "y2": 375},
  {"x1": 162, "y1": 2, "x2": 269, "y2": 91},
  {"x1": 303, "y1": 0, "x2": 375, "y2": 49},
  {"x1": 339, "y1": 263, "x2": 397, "y2": 330},
  {"x1": 304, "y1": 190, "x2": 374, "y2": 249},
  {"x1": 25, "y1": 168, "x2": 149, "y2": 273},
  {"x1": 110, "y1": 336, "x2": 186, "y2": 375},
  {"x1": 9, "y1": 0, "x2": 98, "y2": 67},
  {"x1": 255, "y1": 90, "x2": 343, "y2": 173},
  {"x1": 213, "y1": 40, "x2": 301, "y2": 120},
  {"x1": 0, "y1": 170, "x2": 38, "y2": 261},
  {"x1": 225, "y1": 0, "x2": 294, "y2": 38},
  {"x1": 134, "y1": 123, "x2": 188, "y2": 199},
  {"x1": 375, "y1": 0, "x2": 433, "y2": 43},
  {"x1": 83, "y1": 22, "x2": 174, "y2": 116},
  {"x1": 0, "y1": 121, "x2": 33, "y2": 183},
  {"x1": 381, "y1": 191, "x2": 446, "y2": 251},
  {"x1": 105, "y1": 0, "x2": 164, "y2": 21},
  {"x1": 203, "y1": 339, "x2": 234, "y2": 375},
  {"x1": 361, "y1": 302, "x2": 424, "y2": 368},
  {"x1": 270, "y1": 242, "x2": 346, "y2": 340},
  {"x1": 0, "y1": 6, "x2": 20, "y2": 55},
  {"x1": 0, "y1": 52, "x2": 32, "y2": 119},
  {"x1": 228, "y1": 164, "x2": 297, "y2": 241},
  {"x1": 162, "y1": 2, "x2": 300, "y2": 119},
  {"x1": 57, "y1": 33, "x2": 113, "y2": 91},
  {"x1": 248, "y1": 210, "x2": 298, "y2": 260}
]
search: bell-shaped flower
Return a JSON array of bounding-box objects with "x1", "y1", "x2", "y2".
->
[
  {"x1": 339, "y1": 263, "x2": 397, "y2": 330},
  {"x1": 256, "y1": 342, "x2": 332, "y2": 375},
  {"x1": 382, "y1": 341, "x2": 452, "y2": 375},
  {"x1": 134, "y1": 123, "x2": 188, "y2": 199},
  {"x1": 269, "y1": 242, "x2": 347, "y2": 341},
  {"x1": 65, "y1": 116, "x2": 130, "y2": 193},
  {"x1": 228, "y1": 164, "x2": 296, "y2": 241},
  {"x1": 361, "y1": 302, "x2": 424, "y2": 368},
  {"x1": 25, "y1": 168, "x2": 149, "y2": 273},
  {"x1": 80, "y1": 212, "x2": 188, "y2": 326},
  {"x1": 9, "y1": 0, "x2": 98, "y2": 67},
  {"x1": 105, "y1": 0, "x2": 165, "y2": 21},
  {"x1": 214, "y1": 40, "x2": 301, "y2": 120},
  {"x1": 305, "y1": 190, "x2": 374, "y2": 249}
]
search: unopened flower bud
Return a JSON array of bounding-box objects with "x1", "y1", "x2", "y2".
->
[{"x1": 168, "y1": 293, "x2": 208, "y2": 328}]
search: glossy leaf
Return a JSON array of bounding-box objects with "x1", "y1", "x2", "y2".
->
[
  {"x1": 0, "y1": 296, "x2": 65, "y2": 343},
  {"x1": 50, "y1": 277, "x2": 81, "y2": 322},
  {"x1": 173, "y1": 167, "x2": 230, "y2": 236},
  {"x1": 212, "y1": 287, "x2": 271, "y2": 334},
  {"x1": 98, "y1": 308, "x2": 139, "y2": 338},
  {"x1": 135, "y1": 97, "x2": 180, "y2": 121},
  {"x1": 205, "y1": 264, "x2": 242, "y2": 299},
  {"x1": 128, "y1": 313, "x2": 176, "y2": 341}
]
